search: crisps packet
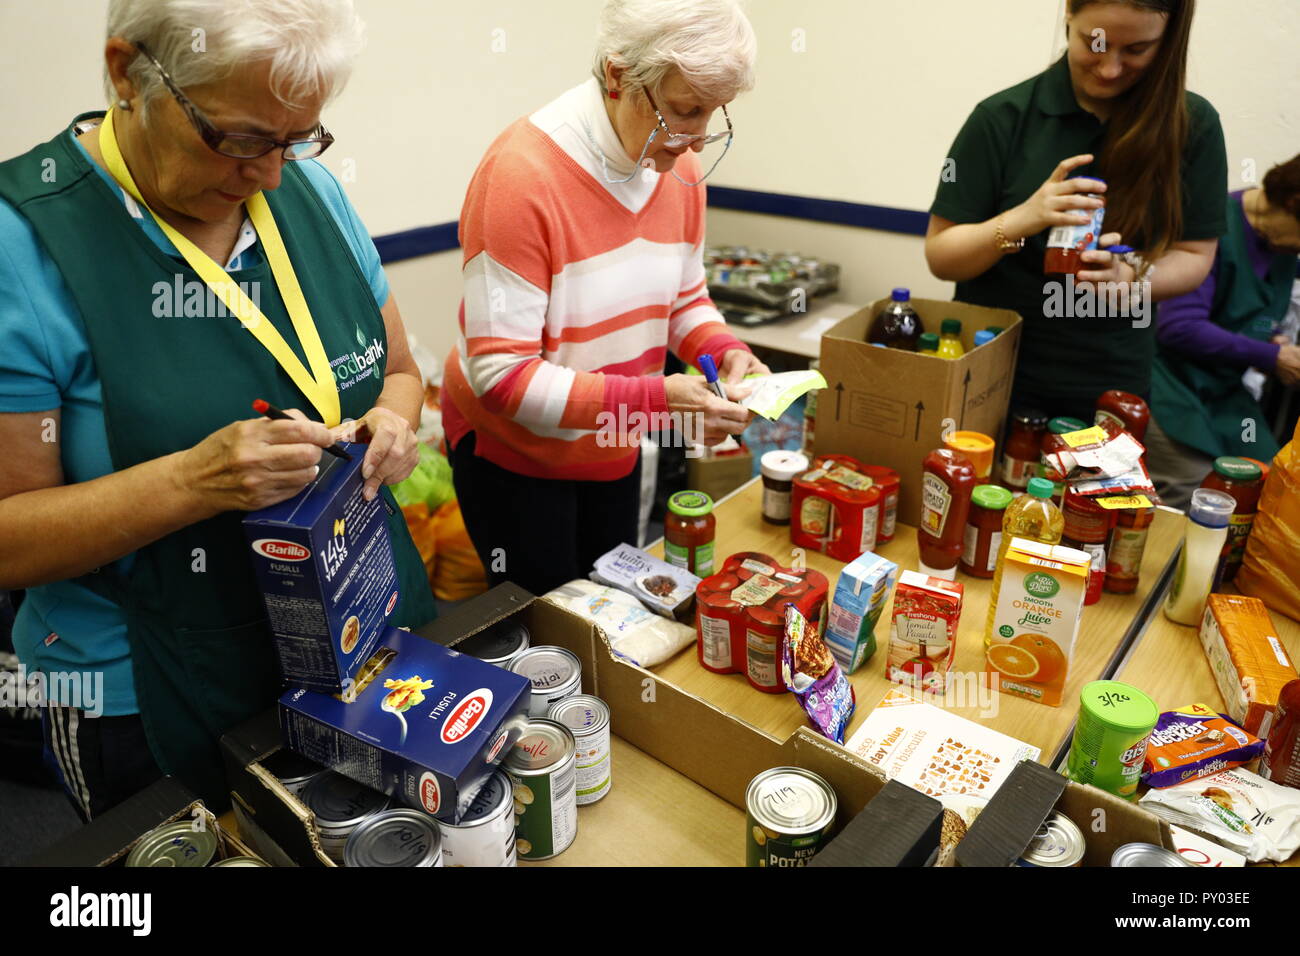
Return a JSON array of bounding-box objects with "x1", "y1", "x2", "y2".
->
[
  {"x1": 1142, "y1": 704, "x2": 1265, "y2": 789},
  {"x1": 783, "y1": 603, "x2": 855, "y2": 744}
]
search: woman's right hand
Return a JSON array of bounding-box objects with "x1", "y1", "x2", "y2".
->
[
  {"x1": 175, "y1": 408, "x2": 335, "y2": 513},
  {"x1": 1276, "y1": 343, "x2": 1300, "y2": 387},
  {"x1": 664, "y1": 373, "x2": 754, "y2": 447},
  {"x1": 1004, "y1": 154, "x2": 1107, "y2": 239}
]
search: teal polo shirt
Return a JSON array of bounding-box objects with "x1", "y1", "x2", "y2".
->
[{"x1": 930, "y1": 55, "x2": 1227, "y2": 411}]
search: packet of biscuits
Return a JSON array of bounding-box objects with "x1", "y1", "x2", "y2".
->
[
  {"x1": 782, "y1": 604, "x2": 855, "y2": 744},
  {"x1": 1141, "y1": 704, "x2": 1266, "y2": 789}
]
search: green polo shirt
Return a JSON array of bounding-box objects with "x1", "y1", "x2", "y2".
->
[{"x1": 931, "y1": 54, "x2": 1227, "y2": 414}]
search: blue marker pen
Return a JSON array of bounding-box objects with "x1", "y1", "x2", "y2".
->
[{"x1": 698, "y1": 353, "x2": 729, "y2": 402}]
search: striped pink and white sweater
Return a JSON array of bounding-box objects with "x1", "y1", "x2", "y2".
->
[{"x1": 441, "y1": 78, "x2": 750, "y2": 481}]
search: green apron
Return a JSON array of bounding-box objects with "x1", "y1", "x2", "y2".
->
[
  {"x1": 1151, "y1": 194, "x2": 1294, "y2": 460},
  {"x1": 0, "y1": 113, "x2": 436, "y2": 808}
]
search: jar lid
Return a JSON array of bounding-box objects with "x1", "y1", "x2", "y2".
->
[
  {"x1": 940, "y1": 318, "x2": 962, "y2": 336},
  {"x1": 974, "y1": 330, "x2": 995, "y2": 347},
  {"x1": 1026, "y1": 476, "x2": 1055, "y2": 499},
  {"x1": 1211, "y1": 456, "x2": 1261, "y2": 484},
  {"x1": 1012, "y1": 406, "x2": 1049, "y2": 428},
  {"x1": 971, "y1": 484, "x2": 1013, "y2": 510},
  {"x1": 918, "y1": 332, "x2": 940, "y2": 351},
  {"x1": 983, "y1": 326, "x2": 1005, "y2": 336},
  {"x1": 668, "y1": 490, "x2": 714, "y2": 517},
  {"x1": 1048, "y1": 416, "x2": 1088, "y2": 434},
  {"x1": 1189, "y1": 488, "x2": 1235, "y2": 527},
  {"x1": 760, "y1": 450, "x2": 809, "y2": 482},
  {"x1": 891, "y1": 287, "x2": 910, "y2": 302}
]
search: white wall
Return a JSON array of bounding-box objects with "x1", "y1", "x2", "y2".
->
[{"x1": 3, "y1": 0, "x2": 1297, "y2": 362}]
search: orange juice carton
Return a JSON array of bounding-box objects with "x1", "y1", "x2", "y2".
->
[
  {"x1": 1198, "y1": 594, "x2": 1298, "y2": 736},
  {"x1": 887, "y1": 571, "x2": 963, "y2": 694},
  {"x1": 984, "y1": 539, "x2": 1090, "y2": 707}
]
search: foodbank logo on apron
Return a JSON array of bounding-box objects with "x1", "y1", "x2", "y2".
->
[{"x1": 331, "y1": 324, "x2": 386, "y2": 390}]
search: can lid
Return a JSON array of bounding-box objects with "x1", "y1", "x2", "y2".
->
[
  {"x1": 457, "y1": 616, "x2": 530, "y2": 662},
  {"x1": 262, "y1": 748, "x2": 325, "y2": 783},
  {"x1": 452, "y1": 770, "x2": 513, "y2": 826},
  {"x1": 668, "y1": 489, "x2": 714, "y2": 517},
  {"x1": 971, "y1": 484, "x2": 1014, "y2": 511},
  {"x1": 1111, "y1": 843, "x2": 1189, "y2": 867},
  {"x1": 1048, "y1": 416, "x2": 1088, "y2": 434},
  {"x1": 548, "y1": 694, "x2": 611, "y2": 736},
  {"x1": 1211, "y1": 456, "x2": 1261, "y2": 484},
  {"x1": 509, "y1": 646, "x2": 580, "y2": 690},
  {"x1": 126, "y1": 822, "x2": 219, "y2": 868},
  {"x1": 747, "y1": 767, "x2": 836, "y2": 834},
  {"x1": 1021, "y1": 813, "x2": 1085, "y2": 866},
  {"x1": 940, "y1": 318, "x2": 962, "y2": 336},
  {"x1": 504, "y1": 719, "x2": 576, "y2": 773},
  {"x1": 344, "y1": 809, "x2": 441, "y2": 867},
  {"x1": 1078, "y1": 680, "x2": 1159, "y2": 731},
  {"x1": 211, "y1": 855, "x2": 270, "y2": 867},
  {"x1": 1026, "y1": 476, "x2": 1055, "y2": 499},
  {"x1": 303, "y1": 772, "x2": 390, "y2": 827},
  {"x1": 1189, "y1": 488, "x2": 1235, "y2": 528},
  {"x1": 918, "y1": 332, "x2": 940, "y2": 351},
  {"x1": 760, "y1": 450, "x2": 809, "y2": 482}
]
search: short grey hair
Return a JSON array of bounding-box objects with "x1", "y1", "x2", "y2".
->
[
  {"x1": 105, "y1": 0, "x2": 365, "y2": 118},
  {"x1": 592, "y1": 0, "x2": 757, "y2": 104}
]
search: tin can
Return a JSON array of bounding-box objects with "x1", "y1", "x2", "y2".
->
[
  {"x1": 457, "y1": 616, "x2": 531, "y2": 669},
  {"x1": 1015, "y1": 812, "x2": 1085, "y2": 867},
  {"x1": 509, "y1": 646, "x2": 582, "y2": 717},
  {"x1": 745, "y1": 767, "x2": 836, "y2": 867},
  {"x1": 504, "y1": 718, "x2": 578, "y2": 860},
  {"x1": 438, "y1": 770, "x2": 517, "y2": 867},
  {"x1": 1066, "y1": 680, "x2": 1159, "y2": 801},
  {"x1": 1111, "y1": 843, "x2": 1190, "y2": 867},
  {"x1": 344, "y1": 808, "x2": 443, "y2": 867},
  {"x1": 126, "y1": 821, "x2": 219, "y2": 868},
  {"x1": 301, "y1": 771, "x2": 391, "y2": 863},
  {"x1": 696, "y1": 587, "x2": 741, "y2": 673},
  {"x1": 548, "y1": 695, "x2": 612, "y2": 805},
  {"x1": 211, "y1": 856, "x2": 270, "y2": 867},
  {"x1": 263, "y1": 748, "x2": 326, "y2": 797},
  {"x1": 744, "y1": 604, "x2": 785, "y2": 694}
]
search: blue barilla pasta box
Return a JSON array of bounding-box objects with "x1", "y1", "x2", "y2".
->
[
  {"x1": 279, "y1": 626, "x2": 531, "y2": 821},
  {"x1": 244, "y1": 442, "x2": 400, "y2": 693}
]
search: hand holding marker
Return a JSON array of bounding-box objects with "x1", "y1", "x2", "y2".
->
[
  {"x1": 698, "y1": 353, "x2": 730, "y2": 401},
  {"x1": 251, "y1": 399, "x2": 353, "y2": 461}
]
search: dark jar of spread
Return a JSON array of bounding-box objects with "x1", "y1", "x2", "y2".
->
[
  {"x1": 960, "y1": 484, "x2": 1013, "y2": 579},
  {"x1": 760, "y1": 451, "x2": 809, "y2": 525},
  {"x1": 665, "y1": 490, "x2": 716, "y2": 576}
]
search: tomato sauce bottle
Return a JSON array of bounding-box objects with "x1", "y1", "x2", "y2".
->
[
  {"x1": 1001, "y1": 408, "x2": 1048, "y2": 491},
  {"x1": 1094, "y1": 391, "x2": 1150, "y2": 442},
  {"x1": 917, "y1": 448, "x2": 976, "y2": 581},
  {"x1": 1262, "y1": 679, "x2": 1300, "y2": 790}
]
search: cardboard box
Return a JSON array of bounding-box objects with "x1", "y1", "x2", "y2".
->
[
  {"x1": 955, "y1": 759, "x2": 1173, "y2": 867},
  {"x1": 814, "y1": 299, "x2": 1022, "y2": 526},
  {"x1": 244, "y1": 441, "x2": 400, "y2": 692},
  {"x1": 25, "y1": 776, "x2": 262, "y2": 867},
  {"x1": 686, "y1": 448, "x2": 754, "y2": 504},
  {"x1": 279, "y1": 626, "x2": 531, "y2": 822},
  {"x1": 810, "y1": 779, "x2": 944, "y2": 867}
]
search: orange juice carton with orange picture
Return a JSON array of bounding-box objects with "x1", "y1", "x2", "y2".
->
[
  {"x1": 887, "y1": 571, "x2": 963, "y2": 694},
  {"x1": 984, "y1": 539, "x2": 1090, "y2": 707}
]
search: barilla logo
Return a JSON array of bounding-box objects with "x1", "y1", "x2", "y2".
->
[
  {"x1": 487, "y1": 730, "x2": 509, "y2": 763},
  {"x1": 419, "y1": 771, "x2": 441, "y2": 814},
  {"x1": 441, "y1": 689, "x2": 493, "y2": 744},
  {"x1": 252, "y1": 539, "x2": 311, "y2": 562},
  {"x1": 385, "y1": 590, "x2": 399, "y2": 616}
]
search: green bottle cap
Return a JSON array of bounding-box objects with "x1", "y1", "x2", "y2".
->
[
  {"x1": 983, "y1": 326, "x2": 1005, "y2": 336},
  {"x1": 1078, "y1": 680, "x2": 1158, "y2": 732},
  {"x1": 1211, "y1": 456, "x2": 1261, "y2": 483},
  {"x1": 1026, "y1": 476, "x2": 1055, "y2": 499},
  {"x1": 1048, "y1": 416, "x2": 1088, "y2": 435},
  {"x1": 940, "y1": 318, "x2": 962, "y2": 336},
  {"x1": 668, "y1": 490, "x2": 714, "y2": 517},
  {"x1": 918, "y1": 333, "x2": 940, "y2": 351},
  {"x1": 971, "y1": 485, "x2": 1014, "y2": 511}
]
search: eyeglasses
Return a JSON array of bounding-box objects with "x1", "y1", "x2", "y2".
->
[
  {"x1": 134, "y1": 43, "x2": 334, "y2": 161},
  {"x1": 596, "y1": 92, "x2": 734, "y2": 187}
]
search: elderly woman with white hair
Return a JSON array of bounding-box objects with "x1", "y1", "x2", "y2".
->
[
  {"x1": 444, "y1": 0, "x2": 767, "y2": 596},
  {"x1": 0, "y1": 0, "x2": 434, "y2": 815}
]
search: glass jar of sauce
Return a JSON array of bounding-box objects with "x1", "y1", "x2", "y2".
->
[
  {"x1": 1199, "y1": 456, "x2": 1263, "y2": 586},
  {"x1": 665, "y1": 490, "x2": 716, "y2": 576},
  {"x1": 1044, "y1": 177, "x2": 1105, "y2": 276},
  {"x1": 1040, "y1": 417, "x2": 1088, "y2": 504},
  {"x1": 1095, "y1": 390, "x2": 1150, "y2": 441},
  {"x1": 1001, "y1": 407, "x2": 1048, "y2": 491},
  {"x1": 960, "y1": 484, "x2": 1013, "y2": 579},
  {"x1": 1104, "y1": 506, "x2": 1154, "y2": 594},
  {"x1": 917, "y1": 448, "x2": 976, "y2": 580}
]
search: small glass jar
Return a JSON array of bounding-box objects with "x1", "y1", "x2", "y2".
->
[
  {"x1": 1199, "y1": 456, "x2": 1263, "y2": 585},
  {"x1": 665, "y1": 490, "x2": 716, "y2": 576},
  {"x1": 1001, "y1": 407, "x2": 1048, "y2": 491},
  {"x1": 960, "y1": 484, "x2": 1013, "y2": 578},
  {"x1": 760, "y1": 451, "x2": 809, "y2": 525}
]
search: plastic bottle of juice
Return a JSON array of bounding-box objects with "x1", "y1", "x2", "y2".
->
[
  {"x1": 936, "y1": 319, "x2": 965, "y2": 359},
  {"x1": 983, "y1": 477, "x2": 1064, "y2": 650},
  {"x1": 867, "y1": 288, "x2": 923, "y2": 350},
  {"x1": 918, "y1": 332, "x2": 940, "y2": 356}
]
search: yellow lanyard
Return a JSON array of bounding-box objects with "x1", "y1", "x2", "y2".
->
[{"x1": 98, "y1": 107, "x2": 341, "y2": 427}]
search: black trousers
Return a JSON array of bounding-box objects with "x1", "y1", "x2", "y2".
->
[
  {"x1": 42, "y1": 706, "x2": 163, "y2": 823},
  {"x1": 449, "y1": 432, "x2": 642, "y2": 597}
]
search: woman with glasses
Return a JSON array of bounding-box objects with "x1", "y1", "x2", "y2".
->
[
  {"x1": 0, "y1": 0, "x2": 434, "y2": 817},
  {"x1": 443, "y1": 0, "x2": 768, "y2": 595}
]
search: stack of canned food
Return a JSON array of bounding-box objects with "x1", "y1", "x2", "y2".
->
[
  {"x1": 124, "y1": 821, "x2": 268, "y2": 868},
  {"x1": 703, "y1": 246, "x2": 841, "y2": 313}
]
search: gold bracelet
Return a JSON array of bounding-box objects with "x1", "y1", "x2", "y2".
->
[{"x1": 994, "y1": 215, "x2": 1024, "y2": 253}]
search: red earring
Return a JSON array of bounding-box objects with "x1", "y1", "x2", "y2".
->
[{"x1": 609, "y1": 90, "x2": 620, "y2": 99}]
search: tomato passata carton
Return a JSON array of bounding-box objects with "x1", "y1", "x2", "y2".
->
[{"x1": 280, "y1": 625, "x2": 530, "y2": 822}]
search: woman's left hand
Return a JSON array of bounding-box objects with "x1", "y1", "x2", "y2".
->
[
  {"x1": 330, "y1": 407, "x2": 420, "y2": 501},
  {"x1": 719, "y1": 349, "x2": 770, "y2": 387},
  {"x1": 1077, "y1": 232, "x2": 1138, "y2": 285}
]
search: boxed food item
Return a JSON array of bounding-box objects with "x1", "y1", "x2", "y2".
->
[
  {"x1": 984, "y1": 539, "x2": 1090, "y2": 707},
  {"x1": 1139, "y1": 767, "x2": 1300, "y2": 863},
  {"x1": 790, "y1": 454, "x2": 882, "y2": 562},
  {"x1": 845, "y1": 688, "x2": 1040, "y2": 799},
  {"x1": 1141, "y1": 704, "x2": 1265, "y2": 789},
  {"x1": 1198, "y1": 594, "x2": 1298, "y2": 736},
  {"x1": 592, "y1": 543, "x2": 700, "y2": 619},
  {"x1": 279, "y1": 625, "x2": 531, "y2": 822},
  {"x1": 824, "y1": 551, "x2": 898, "y2": 673},
  {"x1": 244, "y1": 442, "x2": 400, "y2": 692},
  {"x1": 888, "y1": 571, "x2": 963, "y2": 694}
]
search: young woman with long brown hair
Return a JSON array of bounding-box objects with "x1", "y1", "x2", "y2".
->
[{"x1": 925, "y1": 0, "x2": 1226, "y2": 423}]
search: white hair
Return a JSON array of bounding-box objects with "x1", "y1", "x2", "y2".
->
[
  {"x1": 592, "y1": 0, "x2": 757, "y2": 104},
  {"x1": 105, "y1": 0, "x2": 365, "y2": 117}
]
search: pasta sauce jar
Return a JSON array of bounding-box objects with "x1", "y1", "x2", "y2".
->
[
  {"x1": 1062, "y1": 489, "x2": 1113, "y2": 605},
  {"x1": 664, "y1": 490, "x2": 716, "y2": 576},
  {"x1": 1094, "y1": 390, "x2": 1150, "y2": 441},
  {"x1": 960, "y1": 484, "x2": 1013, "y2": 579},
  {"x1": 1001, "y1": 408, "x2": 1048, "y2": 491},
  {"x1": 1199, "y1": 457, "x2": 1263, "y2": 586}
]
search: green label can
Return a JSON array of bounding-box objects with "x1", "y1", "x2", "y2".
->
[
  {"x1": 745, "y1": 767, "x2": 836, "y2": 867},
  {"x1": 504, "y1": 718, "x2": 578, "y2": 860},
  {"x1": 1066, "y1": 680, "x2": 1159, "y2": 801}
]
